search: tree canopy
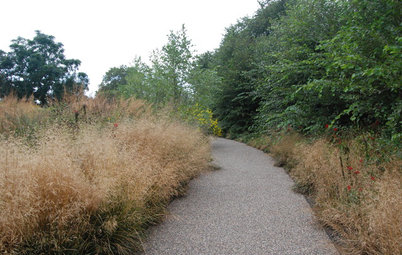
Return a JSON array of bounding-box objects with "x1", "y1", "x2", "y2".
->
[
  {"x1": 98, "y1": 25, "x2": 221, "y2": 108},
  {"x1": 0, "y1": 31, "x2": 88, "y2": 104},
  {"x1": 205, "y1": 0, "x2": 401, "y2": 140}
]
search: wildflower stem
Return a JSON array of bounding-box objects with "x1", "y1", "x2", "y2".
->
[{"x1": 339, "y1": 155, "x2": 345, "y2": 180}]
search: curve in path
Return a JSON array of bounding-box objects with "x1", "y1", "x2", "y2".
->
[{"x1": 142, "y1": 138, "x2": 338, "y2": 255}]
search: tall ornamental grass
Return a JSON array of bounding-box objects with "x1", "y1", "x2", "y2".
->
[{"x1": 0, "y1": 96, "x2": 210, "y2": 254}]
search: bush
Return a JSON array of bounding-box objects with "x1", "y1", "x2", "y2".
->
[{"x1": 180, "y1": 103, "x2": 222, "y2": 136}]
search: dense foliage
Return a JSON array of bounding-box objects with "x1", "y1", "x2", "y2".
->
[
  {"x1": 97, "y1": 26, "x2": 223, "y2": 135},
  {"x1": 213, "y1": 0, "x2": 288, "y2": 135},
  {"x1": 207, "y1": 0, "x2": 401, "y2": 142},
  {"x1": 98, "y1": 25, "x2": 221, "y2": 109},
  {"x1": 0, "y1": 31, "x2": 88, "y2": 105}
]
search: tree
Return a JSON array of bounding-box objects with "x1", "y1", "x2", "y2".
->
[
  {"x1": 150, "y1": 24, "x2": 194, "y2": 105},
  {"x1": 213, "y1": 19, "x2": 259, "y2": 135},
  {"x1": 117, "y1": 57, "x2": 151, "y2": 100},
  {"x1": 97, "y1": 26, "x2": 194, "y2": 106},
  {"x1": 0, "y1": 31, "x2": 88, "y2": 104},
  {"x1": 0, "y1": 50, "x2": 12, "y2": 97},
  {"x1": 255, "y1": 0, "x2": 343, "y2": 133},
  {"x1": 209, "y1": 0, "x2": 400, "y2": 140},
  {"x1": 188, "y1": 52, "x2": 222, "y2": 108},
  {"x1": 98, "y1": 65, "x2": 132, "y2": 98},
  {"x1": 314, "y1": 0, "x2": 402, "y2": 137},
  {"x1": 211, "y1": 0, "x2": 288, "y2": 136}
]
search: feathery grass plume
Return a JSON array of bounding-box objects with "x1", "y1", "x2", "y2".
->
[
  {"x1": 0, "y1": 96, "x2": 210, "y2": 254},
  {"x1": 0, "y1": 95, "x2": 44, "y2": 135},
  {"x1": 269, "y1": 132, "x2": 301, "y2": 169}
]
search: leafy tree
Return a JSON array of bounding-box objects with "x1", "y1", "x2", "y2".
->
[
  {"x1": 213, "y1": 19, "x2": 259, "y2": 135},
  {"x1": 150, "y1": 24, "x2": 194, "y2": 105},
  {"x1": 98, "y1": 65, "x2": 133, "y2": 98},
  {"x1": 188, "y1": 52, "x2": 222, "y2": 108},
  {"x1": 211, "y1": 0, "x2": 288, "y2": 136},
  {"x1": 0, "y1": 50, "x2": 13, "y2": 97},
  {"x1": 255, "y1": 0, "x2": 343, "y2": 133},
  {"x1": 0, "y1": 31, "x2": 88, "y2": 104},
  {"x1": 100, "y1": 25, "x2": 196, "y2": 106},
  {"x1": 210, "y1": 0, "x2": 400, "y2": 141},
  {"x1": 117, "y1": 57, "x2": 151, "y2": 100},
  {"x1": 313, "y1": 0, "x2": 402, "y2": 137}
]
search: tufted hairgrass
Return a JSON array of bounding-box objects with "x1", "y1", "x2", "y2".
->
[{"x1": 0, "y1": 96, "x2": 210, "y2": 254}]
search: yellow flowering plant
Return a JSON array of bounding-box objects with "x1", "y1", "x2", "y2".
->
[{"x1": 180, "y1": 104, "x2": 222, "y2": 136}]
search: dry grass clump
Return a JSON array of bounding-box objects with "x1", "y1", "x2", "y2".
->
[
  {"x1": 246, "y1": 135, "x2": 272, "y2": 153},
  {"x1": 0, "y1": 95, "x2": 44, "y2": 134},
  {"x1": 0, "y1": 98, "x2": 210, "y2": 254},
  {"x1": 269, "y1": 132, "x2": 301, "y2": 169},
  {"x1": 61, "y1": 92, "x2": 151, "y2": 121},
  {"x1": 250, "y1": 133, "x2": 401, "y2": 255},
  {"x1": 47, "y1": 93, "x2": 151, "y2": 128}
]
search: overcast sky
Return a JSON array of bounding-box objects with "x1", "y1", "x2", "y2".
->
[{"x1": 1, "y1": 0, "x2": 260, "y2": 95}]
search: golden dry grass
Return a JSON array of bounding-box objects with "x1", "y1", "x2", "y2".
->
[
  {"x1": 250, "y1": 133, "x2": 401, "y2": 255},
  {"x1": 246, "y1": 135, "x2": 272, "y2": 152},
  {"x1": 0, "y1": 95, "x2": 43, "y2": 134},
  {"x1": 61, "y1": 92, "x2": 151, "y2": 121},
  {"x1": 0, "y1": 97, "x2": 210, "y2": 254}
]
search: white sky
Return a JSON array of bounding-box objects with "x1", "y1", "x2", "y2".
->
[{"x1": 0, "y1": 0, "x2": 260, "y2": 96}]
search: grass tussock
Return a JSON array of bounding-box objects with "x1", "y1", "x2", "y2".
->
[
  {"x1": 247, "y1": 133, "x2": 401, "y2": 255},
  {"x1": 246, "y1": 135, "x2": 272, "y2": 153},
  {"x1": 269, "y1": 132, "x2": 301, "y2": 169},
  {"x1": 0, "y1": 95, "x2": 44, "y2": 135},
  {"x1": 0, "y1": 96, "x2": 210, "y2": 254}
]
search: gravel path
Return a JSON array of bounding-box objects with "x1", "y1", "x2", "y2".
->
[{"x1": 142, "y1": 138, "x2": 338, "y2": 255}]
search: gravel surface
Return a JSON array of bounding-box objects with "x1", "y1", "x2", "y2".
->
[{"x1": 142, "y1": 138, "x2": 338, "y2": 255}]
